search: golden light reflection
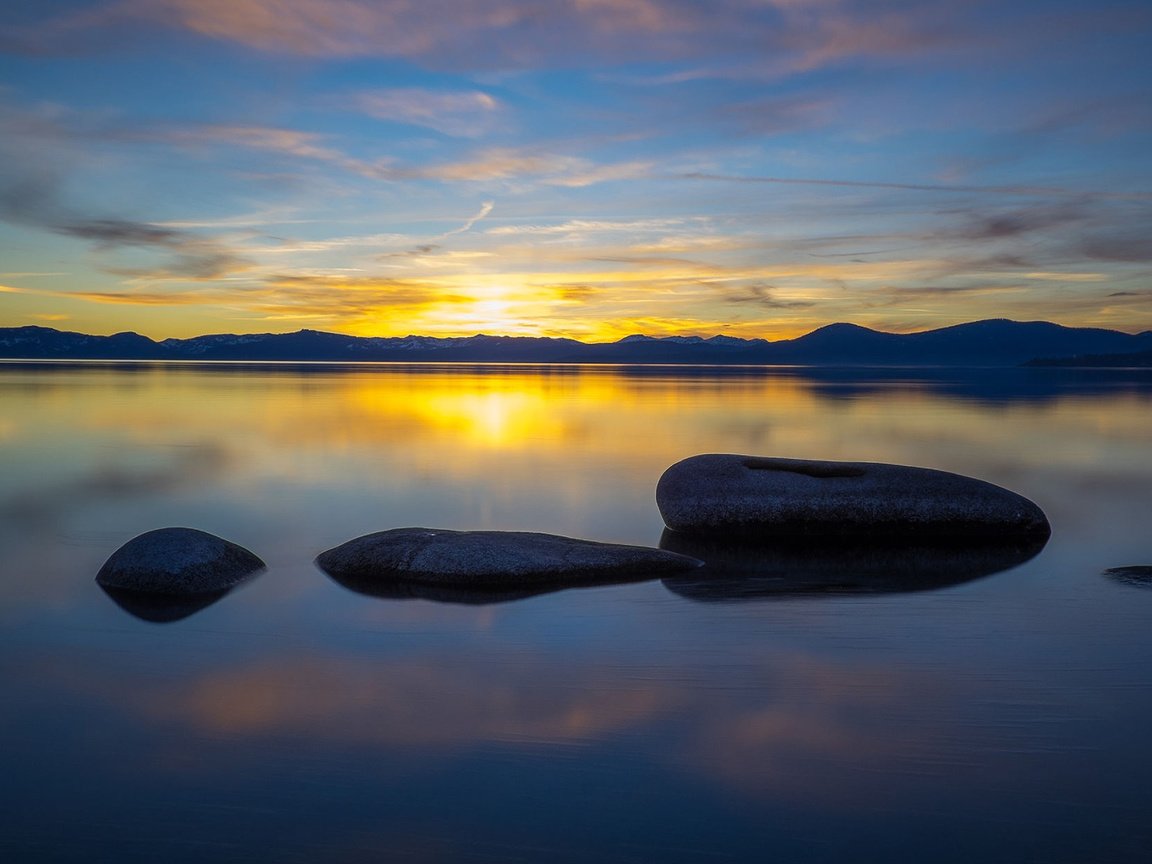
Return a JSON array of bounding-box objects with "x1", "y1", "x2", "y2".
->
[{"x1": 8, "y1": 365, "x2": 1152, "y2": 486}]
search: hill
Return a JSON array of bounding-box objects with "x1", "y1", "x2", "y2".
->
[{"x1": 3, "y1": 320, "x2": 1151, "y2": 366}]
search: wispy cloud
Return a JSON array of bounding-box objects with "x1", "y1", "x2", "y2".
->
[
  {"x1": 411, "y1": 148, "x2": 652, "y2": 187},
  {"x1": 0, "y1": 175, "x2": 252, "y2": 281},
  {"x1": 345, "y1": 88, "x2": 503, "y2": 137},
  {"x1": 722, "y1": 282, "x2": 817, "y2": 309},
  {"x1": 440, "y1": 200, "x2": 495, "y2": 237},
  {"x1": 1081, "y1": 229, "x2": 1152, "y2": 263},
  {"x1": 6, "y1": 0, "x2": 976, "y2": 73},
  {"x1": 677, "y1": 171, "x2": 1091, "y2": 199},
  {"x1": 155, "y1": 125, "x2": 650, "y2": 188},
  {"x1": 488, "y1": 218, "x2": 687, "y2": 236},
  {"x1": 0, "y1": 97, "x2": 253, "y2": 280}
]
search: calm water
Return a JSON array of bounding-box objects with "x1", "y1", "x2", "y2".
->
[{"x1": 1, "y1": 362, "x2": 1150, "y2": 863}]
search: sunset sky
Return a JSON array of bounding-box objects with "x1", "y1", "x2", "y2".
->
[{"x1": 1, "y1": 0, "x2": 1149, "y2": 340}]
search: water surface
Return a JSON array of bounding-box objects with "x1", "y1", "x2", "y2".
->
[{"x1": 1, "y1": 362, "x2": 1150, "y2": 862}]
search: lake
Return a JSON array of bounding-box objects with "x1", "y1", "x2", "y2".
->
[{"x1": 1, "y1": 361, "x2": 1150, "y2": 863}]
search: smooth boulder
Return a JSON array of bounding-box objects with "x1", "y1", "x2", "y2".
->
[
  {"x1": 316, "y1": 527, "x2": 701, "y2": 588},
  {"x1": 96, "y1": 527, "x2": 265, "y2": 595},
  {"x1": 657, "y1": 454, "x2": 1050, "y2": 539}
]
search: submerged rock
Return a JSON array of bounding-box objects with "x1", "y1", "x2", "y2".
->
[
  {"x1": 316, "y1": 527, "x2": 701, "y2": 589},
  {"x1": 95, "y1": 527, "x2": 265, "y2": 595},
  {"x1": 657, "y1": 454, "x2": 1050, "y2": 539},
  {"x1": 1103, "y1": 565, "x2": 1152, "y2": 587},
  {"x1": 660, "y1": 529, "x2": 1048, "y2": 601}
]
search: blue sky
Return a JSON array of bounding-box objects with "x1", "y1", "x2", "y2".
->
[{"x1": 1, "y1": 0, "x2": 1150, "y2": 339}]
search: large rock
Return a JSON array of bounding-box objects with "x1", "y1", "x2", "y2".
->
[
  {"x1": 95, "y1": 527, "x2": 265, "y2": 595},
  {"x1": 657, "y1": 454, "x2": 1050, "y2": 539},
  {"x1": 316, "y1": 527, "x2": 701, "y2": 589}
]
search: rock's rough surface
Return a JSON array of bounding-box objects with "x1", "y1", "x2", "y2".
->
[
  {"x1": 316, "y1": 527, "x2": 701, "y2": 587},
  {"x1": 657, "y1": 454, "x2": 1050, "y2": 539},
  {"x1": 95, "y1": 527, "x2": 265, "y2": 595}
]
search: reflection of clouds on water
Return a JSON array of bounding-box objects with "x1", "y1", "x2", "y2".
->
[
  {"x1": 3, "y1": 643, "x2": 949, "y2": 806},
  {"x1": 0, "y1": 365, "x2": 1150, "y2": 861},
  {"x1": 38, "y1": 652, "x2": 680, "y2": 748},
  {"x1": 672, "y1": 656, "x2": 914, "y2": 799},
  {"x1": 0, "y1": 442, "x2": 230, "y2": 531}
]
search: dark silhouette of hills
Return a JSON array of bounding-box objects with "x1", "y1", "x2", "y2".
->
[{"x1": 2, "y1": 320, "x2": 1151, "y2": 366}]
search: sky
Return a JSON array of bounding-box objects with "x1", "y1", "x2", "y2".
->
[{"x1": 0, "y1": 0, "x2": 1150, "y2": 341}]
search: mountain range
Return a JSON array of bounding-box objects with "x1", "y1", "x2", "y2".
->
[{"x1": 2, "y1": 320, "x2": 1151, "y2": 366}]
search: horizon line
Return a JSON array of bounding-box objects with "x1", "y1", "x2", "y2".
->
[{"x1": 6, "y1": 317, "x2": 1151, "y2": 344}]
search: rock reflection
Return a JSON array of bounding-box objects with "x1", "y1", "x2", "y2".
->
[
  {"x1": 660, "y1": 530, "x2": 1048, "y2": 601},
  {"x1": 1103, "y1": 565, "x2": 1152, "y2": 587},
  {"x1": 323, "y1": 567, "x2": 656, "y2": 606},
  {"x1": 97, "y1": 585, "x2": 232, "y2": 623}
]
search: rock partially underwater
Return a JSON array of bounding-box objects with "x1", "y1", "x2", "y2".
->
[
  {"x1": 657, "y1": 454, "x2": 1050, "y2": 539},
  {"x1": 316, "y1": 527, "x2": 701, "y2": 599},
  {"x1": 95, "y1": 527, "x2": 265, "y2": 595},
  {"x1": 660, "y1": 530, "x2": 1048, "y2": 601},
  {"x1": 1103, "y1": 565, "x2": 1152, "y2": 587}
]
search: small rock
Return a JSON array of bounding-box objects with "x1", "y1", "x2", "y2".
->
[
  {"x1": 657, "y1": 454, "x2": 1050, "y2": 539},
  {"x1": 316, "y1": 527, "x2": 701, "y2": 588},
  {"x1": 96, "y1": 527, "x2": 265, "y2": 595}
]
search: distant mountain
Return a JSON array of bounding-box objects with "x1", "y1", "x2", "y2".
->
[
  {"x1": 0, "y1": 326, "x2": 164, "y2": 359},
  {"x1": 3, "y1": 320, "x2": 1151, "y2": 366}
]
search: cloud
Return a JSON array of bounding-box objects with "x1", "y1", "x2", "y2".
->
[
  {"x1": 0, "y1": 188, "x2": 252, "y2": 281},
  {"x1": 5, "y1": 0, "x2": 974, "y2": 74},
  {"x1": 156, "y1": 125, "x2": 649, "y2": 189},
  {"x1": 259, "y1": 274, "x2": 476, "y2": 317},
  {"x1": 440, "y1": 201, "x2": 495, "y2": 238},
  {"x1": 408, "y1": 148, "x2": 652, "y2": 187},
  {"x1": 0, "y1": 99, "x2": 253, "y2": 281},
  {"x1": 488, "y1": 218, "x2": 687, "y2": 236},
  {"x1": 379, "y1": 244, "x2": 441, "y2": 260},
  {"x1": 68, "y1": 289, "x2": 235, "y2": 305},
  {"x1": 678, "y1": 171, "x2": 1079, "y2": 198},
  {"x1": 723, "y1": 282, "x2": 817, "y2": 309},
  {"x1": 347, "y1": 88, "x2": 503, "y2": 137},
  {"x1": 714, "y1": 94, "x2": 834, "y2": 137},
  {"x1": 942, "y1": 203, "x2": 1087, "y2": 242},
  {"x1": 1081, "y1": 230, "x2": 1152, "y2": 263}
]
